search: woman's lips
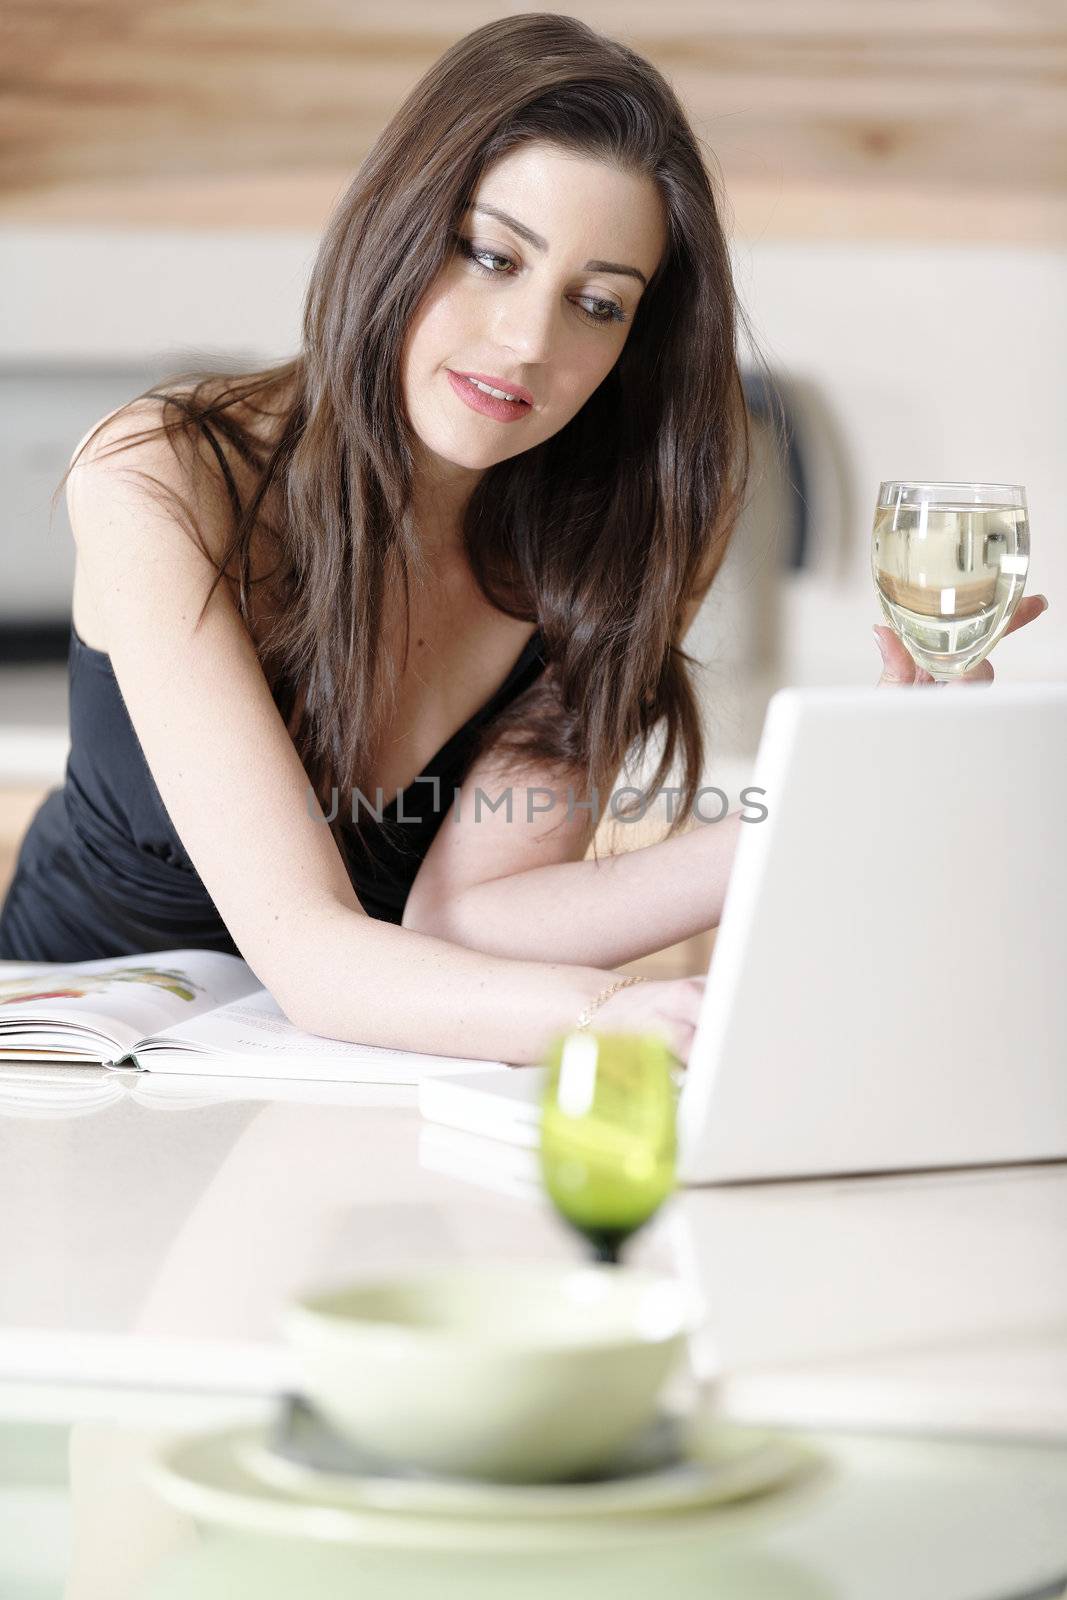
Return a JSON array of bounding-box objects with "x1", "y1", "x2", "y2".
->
[{"x1": 447, "y1": 369, "x2": 533, "y2": 424}]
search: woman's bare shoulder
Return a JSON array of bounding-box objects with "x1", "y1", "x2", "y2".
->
[
  {"x1": 70, "y1": 378, "x2": 290, "y2": 493},
  {"x1": 67, "y1": 389, "x2": 226, "y2": 582},
  {"x1": 67, "y1": 382, "x2": 287, "y2": 653}
]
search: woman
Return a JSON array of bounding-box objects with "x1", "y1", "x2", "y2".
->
[{"x1": 0, "y1": 15, "x2": 1047, "y2": 1065}]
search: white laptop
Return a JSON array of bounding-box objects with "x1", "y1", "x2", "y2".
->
[{"x1": 419, "y1": 683, "x2": 1067, "y2": 1184}]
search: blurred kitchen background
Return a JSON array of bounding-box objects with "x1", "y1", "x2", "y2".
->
[{"x1": 1, "y1": 1, "x2": 1064, "y2": 961}]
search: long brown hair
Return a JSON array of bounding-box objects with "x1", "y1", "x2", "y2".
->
[{"x1": 56, "y1": 12, "x2": 782, "y2": 863}]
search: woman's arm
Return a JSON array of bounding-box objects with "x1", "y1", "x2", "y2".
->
[
  {"x1": 67, "y1": 409, "x2": 618, "y2": 1066},
  {"x1": 282, "y1": 903, "x2": 634, "y2": 1063},
  {"x1": 404, "y1": 791, "x2": 741, "y2": 968},
  {"x1": 403, "y1": 581, "x2": 740, "y2": 968}
]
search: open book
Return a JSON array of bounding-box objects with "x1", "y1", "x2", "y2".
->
[{"x1": 0, "y1": 948, "x2": 511, "y2": 1084}]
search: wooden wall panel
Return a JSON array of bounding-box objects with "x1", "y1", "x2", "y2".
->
[{"x1": 2, "y1": 1, "x2": 1063, "y2": 239}]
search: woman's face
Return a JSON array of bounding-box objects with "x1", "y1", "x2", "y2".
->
[{"x1": 400, "y1": 141, "x2": 668, "y2": 498}]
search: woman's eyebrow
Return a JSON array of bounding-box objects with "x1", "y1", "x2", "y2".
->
[{"x1": 466, "y1": 202, "x2": 648, "y2": 288}]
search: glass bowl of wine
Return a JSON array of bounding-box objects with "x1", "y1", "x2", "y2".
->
[{"x1": 872, "y1": 481, "x2": 1029, "y2": 682}]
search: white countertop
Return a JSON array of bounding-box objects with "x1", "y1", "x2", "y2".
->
[
  {"x1": 2, "y1": 1066, "x2": 1066, "y2": 1600},
  {"x1": 0, "y1": 1065, "x2": 1064, "y2": 1438}
]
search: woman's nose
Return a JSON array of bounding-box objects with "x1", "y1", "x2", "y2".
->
[{"x1": 491, "y1": 285, "x2": 559, "y2": 364}]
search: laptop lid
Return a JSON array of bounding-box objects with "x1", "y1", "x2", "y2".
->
[{"x1": 678, "y1": 684, "x2": 1067, "y2": 1183}]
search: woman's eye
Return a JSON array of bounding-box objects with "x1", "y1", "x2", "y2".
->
[
  {"x1": 455, "y1": 237, "x2": 514, "y2": 276},
  {"x1": 583, "y1": 298, "x2": 628, "y2": 327},
  {"x1": 461, "y1": 240, "x2": 512, "y2": 274},
  {"x1": 454, "y1": 236, "x2": 628, "y2": 329}
]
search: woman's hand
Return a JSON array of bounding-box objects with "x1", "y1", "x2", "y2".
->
[
  {"x1": 873, "y1": 594, "x2": 1049, "y2": 686},
  {"x1": 593, "y1": 975, "x2": 706, "y2": 1067}
]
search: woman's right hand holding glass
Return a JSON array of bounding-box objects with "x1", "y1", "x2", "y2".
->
[{"x1": 873, "y1": 594, "x2": 1048, "y2": 686}]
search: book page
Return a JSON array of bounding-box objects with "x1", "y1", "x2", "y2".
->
[
  {"x1": 0, "y1": 949, "x2": 262, "y2": 1059},
  {"x1": 124, "y1": 987, "x2": 510, "y2": 1083}
]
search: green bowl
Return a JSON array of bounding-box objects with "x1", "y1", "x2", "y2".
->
[{"x1": 282, "y1": 1263, "x2": 700, "y2": 1484}]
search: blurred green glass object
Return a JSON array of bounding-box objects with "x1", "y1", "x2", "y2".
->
[{"x1": 539, "y1": 1031, "x2": 680, "y2": 1266}]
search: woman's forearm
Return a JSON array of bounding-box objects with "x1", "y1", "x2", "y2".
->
[
  {"x1": 280, "y1": 901, "x2": 615, "y2": 1066},
  {"x1": 410, "y1": 810, "x2": 743, "y2": 969}
]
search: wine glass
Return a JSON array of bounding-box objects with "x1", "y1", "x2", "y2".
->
[
  {"x1": 538, "y1": 1030, "x2": 679, "y2": 1266},
  {"x1": 872, "y1": 481, "x2": 1029, "y2": 682}
]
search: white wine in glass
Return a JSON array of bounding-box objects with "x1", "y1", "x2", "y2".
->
[{"x1": 872, "y1": 481, "x2": 1029, "y2": 681}]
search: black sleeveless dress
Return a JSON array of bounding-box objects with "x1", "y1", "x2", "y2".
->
[{"x1": 0, "y1": 619, "x2": 547, "y2": 962}]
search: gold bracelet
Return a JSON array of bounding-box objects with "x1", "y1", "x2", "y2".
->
[{"x1": 575, "y1": 974, "x2": 647, "y2": 1032}]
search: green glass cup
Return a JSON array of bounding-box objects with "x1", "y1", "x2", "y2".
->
[{"x1": 539, "y1": 1030, "x2": 680, "y2": 1265}]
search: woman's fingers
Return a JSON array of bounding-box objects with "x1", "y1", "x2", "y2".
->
[
  {"x1": 950, "y1": 595, "x2": 1047, "y2": 686},
  {"x1": 586, "y1": 973, "x2": 711, "y2": 1065},
  {"x1": 1002, "y1": 594, "x2": 1049, "y2": 638},
  {"x1": 951, "y1": 659, "x2": 995, "y2": 687},
  {"x1": 873, "y1": 625, "x2": 917, "y2": 685},
  {"x1": 874, "y1": 594, "x2": 1049, "y2": 689}
]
